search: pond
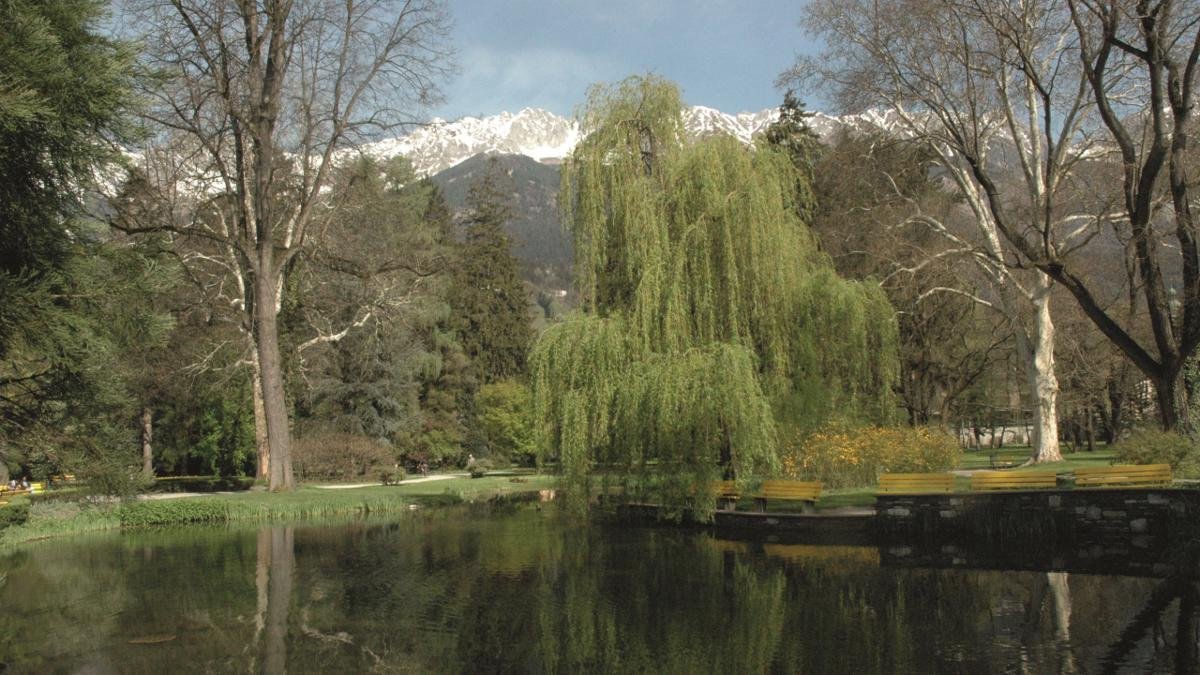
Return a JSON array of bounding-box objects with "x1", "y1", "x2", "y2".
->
[{"x1": 0, "y1": 503, "x2": 1196, "y2": 673}]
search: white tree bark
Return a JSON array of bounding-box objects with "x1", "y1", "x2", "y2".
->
[{"x1": 1028, "y1": 276, "x2": 1062, "y2": 462}]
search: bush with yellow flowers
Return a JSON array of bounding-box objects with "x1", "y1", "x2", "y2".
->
[{"x1": 780, "y1": 424, "x2": 961, "y2": 488}]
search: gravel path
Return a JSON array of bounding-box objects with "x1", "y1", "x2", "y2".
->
[{"x1": 313, "y1": 474, "x2": 464, "y2": 490}]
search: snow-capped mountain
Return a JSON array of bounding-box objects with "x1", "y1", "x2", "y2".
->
[
  {"x1": 359, "y1": 108, "x2": 581, "y2": 177},
  {"x1": 355, "y1": 104, "x2": 914, "y2": 177}
]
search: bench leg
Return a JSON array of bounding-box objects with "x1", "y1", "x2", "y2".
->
[
  {"x1": 800, "y1": 501, "x2": 816, "y2": 515},
  {"x1": 755, "y1": 497, "x2": 766, "y2": 513}
]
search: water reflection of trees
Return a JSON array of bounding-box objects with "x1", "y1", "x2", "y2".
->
[{"x1": 1, "y1": 507, "x2": 1199, "y2": 673}]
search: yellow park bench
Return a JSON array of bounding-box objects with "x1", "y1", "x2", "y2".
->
[
  {"x1": 1074, "y1": 464, "x2": 1172, "y2": 488},
  {"x1": 689, "y1": 480, "x2": 740, "y2": 509},
  {"x1": 970, "y1": 470, "x2": 1058, "y2": 491},
  {"x1": 752, "y1": 480, "x2": 822, "y2": 513},
  {"x1": 713, "y1": 480, "x2": 739, "y2": 509},
  {"x1": 0, "y1": 487, "x2": 30, "y2": 501},
  {"x1": 877, "y1": 472, "x2": 955, "y2": 494}
]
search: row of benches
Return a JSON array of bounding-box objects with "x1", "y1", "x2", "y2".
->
[
  {"x1": 0, "y1": 475, "x2": 75, "y2": 505},
  {"x1": 708, "y1": 464, "x2": 1174, "y2": 511},
  {"x1": 878, "y1": 463, "x2": 1173, "y2": 494}
]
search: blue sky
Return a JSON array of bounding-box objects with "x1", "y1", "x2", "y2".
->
[{"x1": 431, "y1": 0, "x2": 817, "y2": 120}]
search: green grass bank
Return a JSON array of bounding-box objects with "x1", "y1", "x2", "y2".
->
[{"x1": 0, "y1": 473, "x2": 559, "y2": 548}]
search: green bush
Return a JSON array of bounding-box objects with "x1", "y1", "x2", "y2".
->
[
  {"x1": 781, "y1": 424, "x2": 962, "y2": 489},
  {"x1": 1113, "y1": 429, "x2": 1200, "y2": 478},
  {"x1": 379, "y1": 468, "x2": 406, "y2": 486},
  {"x1": 151, "y1": 476, "x2": 256, "y2": 493},
  {"x1": 293, "y1": 431, "x2": 395, "y2": 481},
  {"x1": 119, "y1": 499, "x2": 230, "y2": 527},
  {"x1": 0, "y1": 503, "x2": 30, "y2": 530},
  {"x1": 476, "y1": 381, "x2": 537, "y2": 467},
  {"x1": 468, "y1": 458, "x2": 494, "y2": 479}
]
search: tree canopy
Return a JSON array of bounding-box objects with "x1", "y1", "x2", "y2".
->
[{"x1": 531, "y1": 76, "x2": 899, "y2": 517}]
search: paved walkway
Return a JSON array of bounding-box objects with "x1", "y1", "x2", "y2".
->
[{"x1": 313, "y1": 474, "x2": 464, "y2": 490}]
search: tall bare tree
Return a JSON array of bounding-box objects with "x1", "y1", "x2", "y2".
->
[
  {"x1": 119, "y1": 0, "x2": 453, "y2": 489},
  {"x1": 795, "y1": 0, "x2": 1200, "y2": 432},
  {"x1": 793, "y1": 0, "x2": 1104, "y2": 460},
  {"x1": 1063, "y1": 0, "x2": 1200, "y2": 429}
]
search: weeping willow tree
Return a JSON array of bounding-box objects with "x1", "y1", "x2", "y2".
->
[{"x1": 531, "y1": 75, "x2": 898, "y2": 517}]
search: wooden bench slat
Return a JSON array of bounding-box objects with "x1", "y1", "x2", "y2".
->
[
  {"x1": 753, "y1": 480, "x2": 823, "y2": 512},
  {"x1": 1074, "y1": 464, "x2": 1172, "y2": 487},
  {"x1": 878, "y1": 473, "x2": 955, "y2": 494},
  {"x1": 970, "y1": 471, "x2": 1057, "y2": 491}
]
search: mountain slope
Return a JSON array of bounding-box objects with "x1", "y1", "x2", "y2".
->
[{"x1": 430, "y1": 153, "x2": 569, "y2": 287}]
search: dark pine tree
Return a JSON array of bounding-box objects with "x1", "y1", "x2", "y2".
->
[
  {"x1": 452, "y1": 158, "x2": 533, "y2": 384},
  {"x1": 762, "y1": 90, "x2": 823, "y2": 220}
]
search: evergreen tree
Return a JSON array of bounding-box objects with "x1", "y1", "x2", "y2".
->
[
  {"x1": 761, "y1": 90, "x2": 822, "y2": 220},
  {"x1": 0, "y1": 0, "x2": 160, "y2": 487},
  {"x1": 452, "y1": 157, "x2": 534, "y2": 383},
  {"x1": 530, "y1": 76, "x2": 898, "y2": 517}
]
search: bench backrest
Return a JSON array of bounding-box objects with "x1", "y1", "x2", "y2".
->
[
  {"x1": 877, "y1": 472, "x2": 955, "y2": 494},
  {"x1": 1075, "y1": 464, "x2": 1172, "y2": 487},
  {"x1": 970, "y1": 470, "x2": 1057, "y2": 491},
  {"x1": 759, "y1": 480, "x2": 822, "y2": 501},
  {"x1": 713, "y1": 480, "x2": 740, "y2": 498}
]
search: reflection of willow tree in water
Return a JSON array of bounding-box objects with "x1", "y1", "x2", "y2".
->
[
  {"x1": 530, "y1": 75, "x2": 899, "y2": 518},
  {"x1": 455, "y1": 525, "x2": 789, "y2": 673}
]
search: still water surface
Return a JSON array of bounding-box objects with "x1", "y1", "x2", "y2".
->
[{"x1": 0, "y1": 503, "x2": 1195, "y2": 673}]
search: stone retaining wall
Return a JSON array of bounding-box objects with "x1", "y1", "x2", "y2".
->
[{"x1": 875, "y1": 488, "x2": 1200, "y2": 545}]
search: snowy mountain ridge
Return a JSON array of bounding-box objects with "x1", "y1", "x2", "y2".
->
[{"x1": 356, "y1": 105, "x2": 907, "y2": 177}]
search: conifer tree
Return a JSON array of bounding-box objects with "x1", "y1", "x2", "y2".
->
[
  {"x1": 530, "y1": 76, "x2": 899, "y2": 517},
  {"x1": 452, "y1": 157, "x2": 534, "y2": 383},
  {"x1": 0, "y1": 0, "x2": 168, "y2": 486},
  {"x1": 762, "y1": 90, "x2": 822, "y2": 220}
]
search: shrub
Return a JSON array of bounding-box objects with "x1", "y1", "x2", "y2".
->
[
  {"x1": 150, "y1": 476, "x2": 255, "y2": 493},
  {"x1": 119, "y1": 499, "x2": 230, "y2": 527},
  {"x1": 0, "y1": 503, "x2": 30, "y2": 530},
  {"x1": 468, "y1": 458, "x2": 493, "y2": 479},
  {"x1": 476, "y1": 381, "x2": 538, "y2": 467},
  {"x1": 379, "y1": 468, "x2": 406, "y2": 486},
  {"x1": 781, "y1": 424, "x2": 961, "y2": 489},
  {"x1": 1113, "y1": 429, "x2": 1200, "y2": 479},
  {"x1": 293, "y1": 431, "x2": 395, "y2": 481}
]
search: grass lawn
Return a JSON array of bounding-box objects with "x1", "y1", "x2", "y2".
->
[
  {"x1": 958, "y1": 446, "x2": 1116, "y2": 471},
  {"x1": 0, "y1": 471, "x2": 559, "y2": 548}
]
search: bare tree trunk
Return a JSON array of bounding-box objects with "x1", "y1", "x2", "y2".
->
[
  {"x1": 1047, "y1": 572, "x2": 1077, "y2": 673},
  {"x1": 141, "y1": 406, "x2": 154, "y2": 478},
  {"x1": 262, "y1": 526, "x2": 294, "y2": 675},
  {"x1": 1026, "y1": 278, "x2": 1062, "y2": 463},
  {"x1": 251, "y1": 354, "x2": 270, "y2": 480},
  {"x1": 1085, "y1": 405, "x2": 1095, "y2": 452},
  {"x1": 1154, "y1": 373, "x2": 1189, "y2": 434},
  {"x1": 256, "y1": 264, "x2": 293, "y2": 491}
]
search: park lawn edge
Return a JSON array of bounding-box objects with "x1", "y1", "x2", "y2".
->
[{"x1": 0, "y1": 474, "x2": 559, "y2": 549}]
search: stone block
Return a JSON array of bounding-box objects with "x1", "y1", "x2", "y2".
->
[
  {"x1": 887, "y1": 507, "x2": 911, "y2": 517},
  {"x1": 1129, "y1": 518, "x2": 1149, "y2": 534}
]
